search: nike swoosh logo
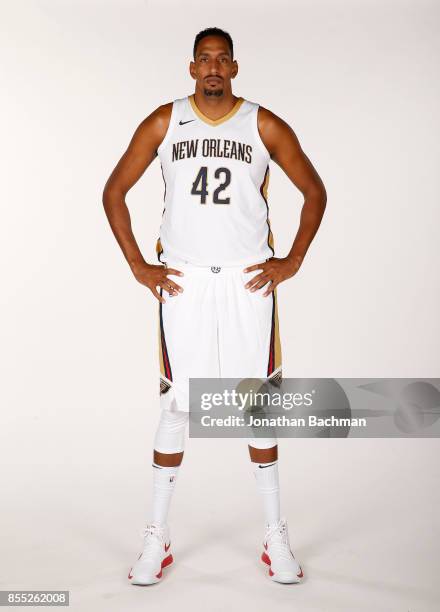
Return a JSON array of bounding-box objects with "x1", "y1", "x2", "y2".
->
[
  {"x1": 179, "y1": 119, "x2": 195, "y2": 125},
  {"x1": 258, "y1": 462, "x2": 277, "y2": 469}
]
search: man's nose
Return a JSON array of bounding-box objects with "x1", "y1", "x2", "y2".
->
[{"x1": 207, "y1": 59, "x2": 222, "y2": 71}]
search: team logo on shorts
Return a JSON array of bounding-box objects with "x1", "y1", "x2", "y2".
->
[
  {"x1": 160, "y1": 377, "x2": 172, "y2": 395},
  {"x1": 211, "y1": 266, "x2": 221, "y2": 273},
  {"x1": 268, "y1": 369, "x2": 283, "y2": 388}
]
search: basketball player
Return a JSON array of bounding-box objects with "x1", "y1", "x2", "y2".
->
[{"x1": 103, "y1": 27, "x2": 326, "y2": 585}]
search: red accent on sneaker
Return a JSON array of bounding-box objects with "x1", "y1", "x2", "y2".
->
[
  {"x1": 128, "y1": 554, "x2": 174, "y2": 581},
  {"x1": 261, "y1": 551, "x2": 271, "y2": 565},
  {"x1": 261, "y1": 550, "x2": 304, "y2": 579},
  {"x1": 165, "y1": 542, "x2": 171, "y2": 552},
  {"x1": 155, "y1": 553, "x2": 173, "y2": 578}
]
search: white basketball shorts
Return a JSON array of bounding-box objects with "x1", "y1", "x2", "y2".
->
[{"x1": 158, "y1": 257, "x2": 282, "y2": 413}]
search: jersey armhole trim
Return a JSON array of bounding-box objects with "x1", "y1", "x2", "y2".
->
[
  {"x1": 252, "y1": 104, "x2": 271, "y2": 161},
  {"x1": 157, "y1": 100, "x2": 177, "y2": 155}
]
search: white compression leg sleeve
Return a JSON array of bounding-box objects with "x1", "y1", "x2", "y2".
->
[
  {"x1": 247, "y1": 436, "x2": 278, "y2": 449},
  {"x1": 153, "y1": 408, "x2": 189, "y2": 454}
]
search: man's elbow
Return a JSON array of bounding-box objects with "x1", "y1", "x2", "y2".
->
[
  {"x1": 102, "y1": 181, "x2": 124, "y2": 211},
  {"x1": 319, "y1": 185, "x2": 327, "y2": 209},
  {"x1": 306, "y1": 182, "x2": 327, "y2": 209}
]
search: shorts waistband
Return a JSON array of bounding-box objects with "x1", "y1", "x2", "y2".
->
[{"x1": 163, "y1": 257, "x2": 268, "y2": 273}]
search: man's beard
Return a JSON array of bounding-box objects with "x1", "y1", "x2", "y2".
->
[{"x1": 203, "y1": 88, "x2": 224, "y2": 97}]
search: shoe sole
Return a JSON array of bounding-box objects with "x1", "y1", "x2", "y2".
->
[
  {"x1": 128, "y1": 553, "x2": 174, "y2": 585},
  {"x1": 261, "y1": 551, "x2": 303, "y2": 584}
]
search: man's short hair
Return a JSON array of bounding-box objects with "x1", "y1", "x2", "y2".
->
[{"x1": 193, "y1": 27, "x2": 234, "y2": 60}]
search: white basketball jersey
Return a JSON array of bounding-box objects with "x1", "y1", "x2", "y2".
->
[{"x1": 156, "y1": 94, "x2": 275, "y2": 266}]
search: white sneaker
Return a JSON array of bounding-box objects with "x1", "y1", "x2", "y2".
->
[
  {"x1": 261, "y1": 518, "x2": 303, "y2": 584},
  {"x1": 128, "y1": 523, "x2": 173, "y2": 585}
]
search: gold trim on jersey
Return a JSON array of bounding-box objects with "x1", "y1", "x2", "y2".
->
[
  {"x1": 259, "y1": 166, "x2": 275, "y2": 254},
  {"x1": 188, "y1": 94, "x2": 244, "y2": 126},
  {"x1": 267, "y1": 219, "x2": 275, "y2": 252},
  {"x1": 261, "y1": 167, "x2": 269, "y2": 201},
  {"x1": 156, "y1": 237, "x2": 163, "y2": 260}
]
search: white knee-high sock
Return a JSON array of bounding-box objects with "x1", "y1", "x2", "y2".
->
[
  {"x1": 151, "y1": 463, "x2": 180, "y2": 526},
  {"x1": 252, "y1": 460, "x2": 280, "y2": 527}
]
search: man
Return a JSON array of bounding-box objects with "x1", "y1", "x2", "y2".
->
[{"x1": 103, "y1": 27, "x2": 326, "y2": 586}]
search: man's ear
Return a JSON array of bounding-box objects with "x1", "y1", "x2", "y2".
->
[
  {"x1": 232, "y1": 60, "x2": 239, "y2": 79},
  {"x1": 189, "y1": 61, "x2": 196, "y2": 80}
]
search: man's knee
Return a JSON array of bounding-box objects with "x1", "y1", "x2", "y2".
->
[{"x1": 153, "y1": 409, "x2": 189, "y2": 456}]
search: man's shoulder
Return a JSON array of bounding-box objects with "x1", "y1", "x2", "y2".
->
[
  {"x1": 257, "y1": 105, "x2": 286, "y2": 130},
  {"x1": 133, "y1": 102, "x2": 174, "y2": 143},
  {"x1": 148, "y1": 101, "x2": 173, "y2": 128},
  {"x1": 257, "y1": 105, "x2": 294, "y2": 143},
  {"x1": 151, "y1": 95, "x2": 188, "y2": 122},
  {"x1": 255, "y1": 105, "x2": 298, "y2": 158}
]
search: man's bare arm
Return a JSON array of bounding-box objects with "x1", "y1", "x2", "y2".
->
[
  {"x1": 260, "y1": 107, "x2": 327, "y2": 261},
  {"x1": 102, "y1": 103, "x2": 183, "y2": 303},
  {"x1": 243, "y1": 107, "x2": 327, "y2": 295}
]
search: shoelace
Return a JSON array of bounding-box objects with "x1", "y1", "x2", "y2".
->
[
  {"x1": 265, "y1": 519, "x2": 294, "y2": 561},
  {"x1": 265, "y1": 518, "x2": 288, "y2": 543},
  {"x1": 138, "y1": 524, "x2": 167, "y2": 561}
]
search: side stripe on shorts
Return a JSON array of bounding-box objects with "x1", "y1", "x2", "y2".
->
[
  {"x1": 267, "y1": 288, "x2": 282, "y2": 377},
  {"x1": 158, "y1": 289, "x2": 173, "y2": 382}
]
